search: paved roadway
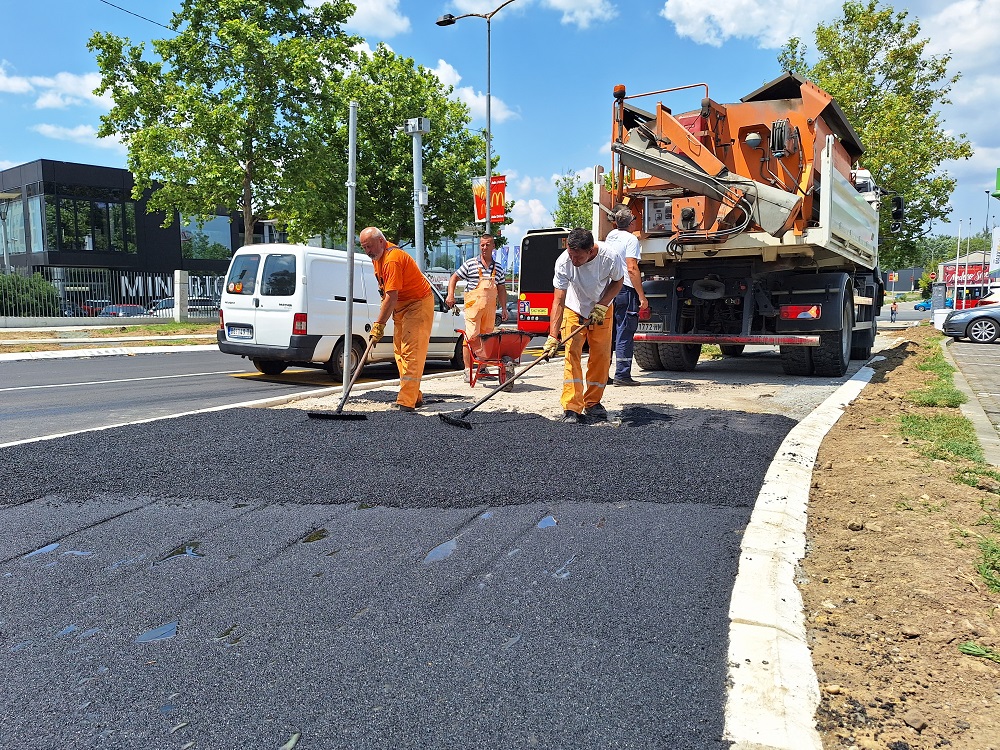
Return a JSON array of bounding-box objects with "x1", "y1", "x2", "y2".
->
[{"x1": 0, "y1": 340, "x2": 848, "y2": 749}]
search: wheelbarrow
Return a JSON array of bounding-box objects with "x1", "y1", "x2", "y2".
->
[{"x1": 457, "y1": 328, "x2": 534, "y2": 391}]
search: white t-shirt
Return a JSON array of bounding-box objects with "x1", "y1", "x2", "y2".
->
[
  {"x1": 552, "y1": 243, "x2": 625, "y2": 317},
  {"x1": 602, "y1": 229, "x2": 640, "y2": 289}
]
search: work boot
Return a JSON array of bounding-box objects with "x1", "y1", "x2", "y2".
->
[
  {"x1": 561, "y1": 410, "x2": 584, "y2": 424},
  {"x1": 583, "y1": 403, "x2": 608, "y2": 422},
  {"x1": 613, "y1": 377, "x2": 640, "y2": 386},
  {"x1": 393, "y1": 403, "x2": 415, "y2": 412}
]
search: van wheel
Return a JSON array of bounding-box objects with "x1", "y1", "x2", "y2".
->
[
  {"x1": 328, "y1": 337, "x2": 365, "y2": 382},
  {"x1": 451, "y1": 336, "x2": 465, "y2": 369},
  {"x1": 253, "y1": 359, "x2": 288, "y2": 376}
]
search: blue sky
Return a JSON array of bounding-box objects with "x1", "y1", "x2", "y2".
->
[{"x1": 1, "y1": 0, "x2": 997, "y2": 249}]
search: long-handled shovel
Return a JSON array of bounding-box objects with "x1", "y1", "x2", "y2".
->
[
  {"x1": 307, "y1": 335, "x2": 378, "y2": 421},
  {"x1": 439, "y1": 322, "x2": 590, "y2": 430}
]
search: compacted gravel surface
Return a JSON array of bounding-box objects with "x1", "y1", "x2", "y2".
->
[{"x1": 1, "y1": 403, "x2": 794, "y2": 749}]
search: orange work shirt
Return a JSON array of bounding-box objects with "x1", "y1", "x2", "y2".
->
[{"x1": 373, "y1": 244, "x2": 432, "y2": 303}]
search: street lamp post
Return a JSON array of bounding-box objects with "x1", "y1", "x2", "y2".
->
[{"x1": 436, "y1": 0, "x2": 519, "y2": 238}]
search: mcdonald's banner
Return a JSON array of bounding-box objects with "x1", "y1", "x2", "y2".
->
[{"x1": 472, "y1": 175, "x2": 506, "y2": 223}]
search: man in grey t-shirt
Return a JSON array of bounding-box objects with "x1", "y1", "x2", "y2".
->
[
  {"x1": 603, "y1": 207, "x2": 649, "y2": 385},
  {"x1": 541, "y1": 228, "x2": 624, "y2": 423}
]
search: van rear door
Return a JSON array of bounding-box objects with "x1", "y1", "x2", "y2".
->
[
  {"x1": 254, "y1": 251, "x2": 298, "y2": 347},
  {"x1": 221, "y1": 251, "x2": 261, "y2": 341}
]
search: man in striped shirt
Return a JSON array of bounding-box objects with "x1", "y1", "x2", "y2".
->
[{"x1": 446, "y1": 235, "x2": 509, "y2": 380}]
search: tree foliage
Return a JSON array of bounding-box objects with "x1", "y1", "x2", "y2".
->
[
  {"x1": 279, "y1": 44, "x2": 492, "y2": 249},
  {"x1": 778, "y1": 0, "x2": 973, "y2": 270},
  {"x1": 552, "y1": 171, "x2": 592, "y2": 229},
  {"x1": 88, "y1": 0, "x2": 359, "y2": 242},
  {"x1": 0, "y1": 273, "x2": 59, "y2": 316}
]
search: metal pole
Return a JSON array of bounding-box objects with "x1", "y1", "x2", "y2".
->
[
  {"x1": 966, "y1": 219, "x2": 972, "y2": 306},
  {"x1": 413, "y1": 128, "x2": 425, "y2": 272},
  {"x1": 485, "y1": 15, "x2": 492, "y2": 237},
  {"x1": 953, "y1": 218, "x2": 961, "y2": 308},
  {"x1": 339, "y1": 100, "x2": 359, "y2": 404}
]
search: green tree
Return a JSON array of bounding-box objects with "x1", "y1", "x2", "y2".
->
[
  {"x1": 88, "y1": 0, "x2": 359, "y2": 241},
  {"x1": 552, "y1": 170, "x2": 592, "y2": 229},
  {"x1": 279, "y1": 44, "x2": 492, "y2": 251},
  {"x1": 0, "y1": 273, "x2": 60, "y2": 316},
  {"x1": 778, "y1": 0, "x2": 973, "y2": 270}
]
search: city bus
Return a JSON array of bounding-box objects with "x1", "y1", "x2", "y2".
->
[{"x1": 515, "y1": 228, "x2": 570, "y2": 335}]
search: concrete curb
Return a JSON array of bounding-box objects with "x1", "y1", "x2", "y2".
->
[
  {"x1": 940, "y1": 338, "x2": 1000, "y2": 467},
  {"x1": 724, "y1": 363, "x2": 876, "y2": 750}
]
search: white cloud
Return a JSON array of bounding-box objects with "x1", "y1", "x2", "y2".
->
[
  {"x1": 32, "y1": 123, "x2": 125, "y2": 152},
  {"x1": 0, "y1": 160, "x2": 18, "y2": 171},
  {"x1": 541, "y1": 0, "x2": 616, "y2": 28},
  {"x1": 504, "y1": 197, "x2": 553, "y2": 247},
  {"x1": 0, "y1": 61, "x2": 32, "y2": 94},
  {"x1": 29, "y1": 71, "x2": 109, "y2": 109},
  {"x1": 452, "y1": 0, "x2": 614, "y2": 29},
  {"x1": 429, "y1": 59, "x2": 516, "y2": 122},
  {"x1": 659, "y1": 0, "x2": 839, "y2": 48},
  {"x1": 338, "y1": 0, "x2": 411, "y2": 37}
]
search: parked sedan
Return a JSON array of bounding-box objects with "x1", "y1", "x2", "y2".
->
[
  {"x1": 98, "y1": 304, "x2": 149, "y2": 318},
  {"x1": 943, "y1": 304, "x2": 1000, "y2": 343}
]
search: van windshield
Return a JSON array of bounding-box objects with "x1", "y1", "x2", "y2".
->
[
  {"x1": 227, "y1": 254, "x2": 260, "y2": 295},
  {"x1": 261, "y1": 254, "x2": 296, "y2": 296}
]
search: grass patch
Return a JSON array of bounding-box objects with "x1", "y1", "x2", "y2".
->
[
  {"x1": 955, "y1": 467, "x2": 1000, "y2": 495},
  {"x1": 905, "y1": 345, "x2": 966, "y2": 407},
  {"x1": 89, "y1": 323, "x2": 218, "y2": 337},
  {"x1": 699, "y1": 344, "x2": 722, "y2": 360},
  {"x1": 976, "y1": 538, "x2": 1000, "y2": 592},
  {"x1": 900, "y1": 413, "x2": 984, "y2": 463}
]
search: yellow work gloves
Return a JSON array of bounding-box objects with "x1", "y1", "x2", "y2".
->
[
  {"x1": 590, "y1": 303, "x2": 609, "y2": 326},
  {"x1": 541, "y1": 335, "x2": 560, "y2": 359},
  {"x1": 370, "y1": 322, "x2": 385, "y2": 342}
]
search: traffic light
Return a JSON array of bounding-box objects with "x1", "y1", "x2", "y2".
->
[{"x1": 890, "y1": 195, "x2": 905, "y2": 222}]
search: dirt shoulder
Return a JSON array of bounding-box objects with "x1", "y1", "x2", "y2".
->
[{"x1": 803, "y1": 324, "x2": 1000, "y2": 750}]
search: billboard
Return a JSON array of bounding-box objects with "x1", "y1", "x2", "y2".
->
[{"x1": 472, "y1": 175, "x2": 506, "y2": 223}]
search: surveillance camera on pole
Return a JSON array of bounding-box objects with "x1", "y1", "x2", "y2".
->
[{"x1": 405, "y1": 118, "x2": 431, "y2": 272}]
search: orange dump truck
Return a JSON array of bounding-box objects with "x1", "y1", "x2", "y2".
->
[{"x1": 598, "y1": 72, "x2": 886, "y2": 377}]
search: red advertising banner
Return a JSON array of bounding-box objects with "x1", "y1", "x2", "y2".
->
[
  {"x1": 472, "y1": 175, "x2": 506, "y2": 223},
  {"x1": 942, "y1": 264, "x2": 987, "y2": 285}
]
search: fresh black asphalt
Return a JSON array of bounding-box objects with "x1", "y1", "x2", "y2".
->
[{"x1": 0, "y1": 404, "x2": 794, "y2": 749}]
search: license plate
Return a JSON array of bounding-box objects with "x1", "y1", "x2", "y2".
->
[
  {"x1": 637, "y1": 322, "x2": 663, "y2": 333},
  {"x1": 228, "y1": 326, "x2": 253, "y2": 339}
]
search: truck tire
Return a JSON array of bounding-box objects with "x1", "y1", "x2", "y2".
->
[
  {"x1": 719, "y1": 344, "x2": 745, "y2": 357},
  {"x1": 779, "y1": 346, "x2": 813, "y2": 376},
  {"x1": 850, "y1": 314, "x2": 876, "y2": 360},
  {"x1": 633, "y1": 341, "x2": 664, "y2": 371},
  {"x1": 813, "y1": 287, "x2": 854, "y2": 377},
  {"x1": 658, "y1": 343, "x2": 701, "y2": 371},
  {"x1": 327, "y1": 336, "x2": 365, "y2": 382},
  {"x1": 451, "y1": 336, "x2": 466, "y2": 369},
  {"x1": 253, "y1": 358, "x2": 288, "y2": 376}
]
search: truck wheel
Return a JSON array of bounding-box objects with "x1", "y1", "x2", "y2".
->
[
  {"x1": 779, "y1": 346, "x2": 813, "y2": 376},
  {"x1": 813, "y1": 287, "x2": 854, "y2": 377},
  {"x1": 633, "y1": 341, "x2": 664, "y2": 370},
  {"x1": 327, "y1": 337, "x2": 365, "y2": 382},
  {"x1": 253, "y1": 358, "x2": 288, "y2": 376},
  {"x1": 451, "y1": 336, "x2": 465, "y2": 369},
  {"x1": 967, "y1": 317, "x2": 1000, "y2": 344},
  {"x1": 719, "y1": 344, "x2": 745, "y2": 357},
  {"x1": 658, "y1": 343, "x2": 701, "y2": 371},
  {"x1": 850, "y1": 314, "x2": 876, "y2": 360}
]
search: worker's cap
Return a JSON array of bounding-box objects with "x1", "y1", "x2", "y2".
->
[{"x1": 613, "y1": 207, "x2": 634, "y2": 223}]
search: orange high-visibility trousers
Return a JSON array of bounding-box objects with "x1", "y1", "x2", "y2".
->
[
  {"x1": 560, "y1": 306, "x2": 614, "y2": 414},
  {"x1": 393, "y1": 294, "x2": 435, "y2": 408}
]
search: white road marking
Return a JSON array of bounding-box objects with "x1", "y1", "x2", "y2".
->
[{"x1": 0, "y1": 371, "x2": 242, "y2": 393}]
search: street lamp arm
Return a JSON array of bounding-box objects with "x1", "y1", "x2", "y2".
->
[{"x1": 486, "y1": 0, "x2": 519, "y2": 19}]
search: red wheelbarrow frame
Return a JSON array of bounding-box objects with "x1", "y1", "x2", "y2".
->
[{"x1": 456, "y1": 328, "x2": 534, "y2": 388}]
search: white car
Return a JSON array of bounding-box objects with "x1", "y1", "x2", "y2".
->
[{"x1": 217, "y1": 243, "x2": 465, "y2": 380}]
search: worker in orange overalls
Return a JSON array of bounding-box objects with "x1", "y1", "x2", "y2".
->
[
  {"x1": 360, "y1": 227, "x2": 435, "y2": 412},
  {"x1": 446, "y1": 234, "x2": 509, "y2": 382}
]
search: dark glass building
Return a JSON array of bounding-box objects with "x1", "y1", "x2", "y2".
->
[{"x1": 0, "y1": 159, "x2": 236, "y2": 276}]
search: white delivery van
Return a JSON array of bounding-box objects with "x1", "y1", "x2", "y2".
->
[{"x1": 217, "y1": 243, "x2": 465, "y2": 380}]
